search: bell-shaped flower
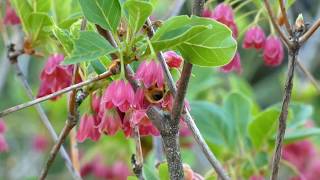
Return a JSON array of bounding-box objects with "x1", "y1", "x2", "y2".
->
[
  {"x1": 263, "y1": 36, "x2": 284, "y2": 67},
  {"x1": 135, "y1": 60, "x2": 164, "y2": 88},
  {"x1": 163, "y1": 51, "x2": 183, "y2": 68},
  {"x1": 243, "y1": 26, "x2": 266, "y2": 49},
  {"x1": 220, "y1": 52, "x2": 242, "y2": 74},
  {"x1": 76, "y1": 114, "x2": 101, "y2": 142}
]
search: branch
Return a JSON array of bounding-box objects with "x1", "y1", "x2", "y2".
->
[
  {"x1": 263, "y1": 0, "x2": 292, "y2": 47},
  {"x1": 132, "y1": 126, "x2": 144, "y2": 180},
  {"x1": 278, "y1": 0, "x2": 293, "y2": 36},
  {"x1": 270, "y1": 50, "x2": 298, "y2": 180},
  {"x1": 296, "y1": 59, "x2": 320, "y2": 93},
  {"x1": 0, "y1": 68, "x2": 118, "y2": 117},
  {"x1": 299, "y1": 18, "x2": 320, "y2": 44},
  {"x1": 7, "y1": 46, "x2": 81, "y2": 179},
  {"x1": 152, "y1": 136, "x2": 165, "y2": 165}
]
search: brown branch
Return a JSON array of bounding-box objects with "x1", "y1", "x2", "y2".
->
[
  {"x1": 132, "y1": 126, "x2": 144, "y2": 180},
  {"x1": 296, "y1": 59, "x2": 320, "y2": 93},
  {"x1": 278, "y1": 0, "x2": 293, "y2": 36},
  {"x1": 0, "y1": 68, "x2": 117, "y2": 117},
  {"x1": 299, "y1": 18, "x2": 320, "y2": 44},
  {"x1": 263, "y1": 0, "x2": 292, "y2": 47},
  {"x1": 270, "y1": 49, "x2": 298, "y2": 180}
]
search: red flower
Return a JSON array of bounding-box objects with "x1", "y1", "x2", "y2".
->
[
  {"x1": 37, "y1": 54, "x2": 74, "y2": 100},
  {"x1": 77, "y1": 114, "x2": 101, "y2": 142},
  {"x1": 135, "y1": 60, "x2": 164, "y2": 88},
  {"x1": 101, "y1": 80, "x2": 135, "y2": 112},
  {"x1": 164, "y1": 51, "x2": 183, "y2": 68},
  {"x1": 220, "y1": 52, "x2": 242, "y2": 73},
  {"x1": 4, "y1": 2, "x2": 20, "y2": 25},
  {"x1": 263, "y1": 36, "x2": 284, "y2": 67},
  {"x1": 243, "y1": 26, "x2": 266, "y2": 49},
  {"x1": 212, "y1": 3, "x2": 238, "y2": 38},
  {"x1": 32, "y1": 134, "x2": 49, "y2": 152},
  {"x1": 98, "y1": 109, "x2": 122, "y2": 136}
]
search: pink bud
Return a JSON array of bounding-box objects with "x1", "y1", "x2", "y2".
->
[
  {"x1": 220, "y1": 52, "x2": 242, "y2": 74},
  {"x1": 32, "y1": 134, "x2": 49, "y2": 152},
  {"x1": 163, "y1": 51, "x2": 183, "y2": 68},
  {"x1": 212, "y1": 3, "x2": 235, "y2": 25},
  {"x1": 0, "y1": 134, "x2": 9, "y2": 152},
  {"x1": 0, "y1": 119, "x2": 6, "y2": 134},
  {"x1": 263, "y1": 36, "x2": 284, "y2": 67},
  {"x1": 202, "y1": 8, "x2": 213, "y2": 18},
  {"x1": 4, "y1": 2, "x2": 20, "y2": 25},
  {"x1": 243, "y1": 26, "x2": 266, "y2": 49}
]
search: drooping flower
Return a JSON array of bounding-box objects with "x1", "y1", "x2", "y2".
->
[
  {"x1": 100, "y1": 80, "x2": 135, "y2": 112},
  {"x1": 0, "y1": 119, "x2": 6, "y2": 134},
  {"x1": 163, "y1": 51, "x2": 183, "y2": 68},
  {"x1": 135, "y1": 60, "x2": 164, "y2": 88},
  {"x1": 4, "y1": 2, "x2": 20, "y2": 25},
  {"x1": 202, "y1": 8, "x2": 213, "y2": 18},
  {"x1": 37, "y1": 54, "x2": 74, "y2": 100},
  {"x1": 220, "y1": 52, "x2": 242, "y2": 73},
  {"x1": 98, "y1": 109, "x2": 122, "y2": 136},
  {"x1": 32, "y1": 134, "x2": 49, "y2": 152},
  {"x1": 263, "y1": 36, "x2": 284, "y2": 67},
  {"x1": 91, "y1": 93, "x2": 101, "y2": 114},
  {"x1": 0, "y1": 134, "x2": 9, "y2": 152},
  {"x1": 212, "y1": 3, "x2": 238, "y2": 38},
  {"x1": 77, "y1": 114, "x2": 101, "y2": 142},
  {"x1": 243, "y1": 26, "x2": 266, "y2": 49}
]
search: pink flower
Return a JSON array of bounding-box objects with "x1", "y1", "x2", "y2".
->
[
  {"x1": 111, "y1": 161, "x2": 131, "y2": 180},
  {"x1": 243, "y1": 26, "x2": 266, "y2": 49},
  {"x1": 135, "y1": 60, "x2": 164, "y2": 88},
  {"x1": 92, "y1": 93, "x2": 101, "y2": 114},
  {"x1": 0, "y1": 119, "x2": 6, "y2": 134},
  {"x1": 263, "y1": 36, "x2": 284, "y2": 67},
  {"x1": 212, "y1": 3, "x2": 235, "y2": 25},
  {"x1": 202, "y1": 8, "x2": 213, "y2": 18},
  {"x1": 32, "y1": 134, "x2": 49, "y2": 152},
  {"x1": 0, "y1": 134, "x2": 9, "y2": 152},
  {"x1": 250, "y1": 175, "x2": 265, "y2": 180},
  {"x1": 37, "y1": 54, "x2": 74, "y2": 100},
  {"x1": 4, "y1": 2, "x2": 20, "y2": 25},
  {"x1": 220, "y1": 52, "x2": 242, "y2": 73},
  {"x1": 77, "y1": 114, "x2": 101, "y2": 142},
  {"x1": 164, "y1": 51, "x2": 183, "y2": 68},
  {"x1": 98, "y1": 109, "x2": 122, "y2": 136},
  {"x1": 101, "y1": 80, "x2": 135, "y2": 112}
]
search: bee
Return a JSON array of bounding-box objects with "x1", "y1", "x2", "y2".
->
[{"x1": 144, "y1": 85, "x2": 166, "y2": 104}]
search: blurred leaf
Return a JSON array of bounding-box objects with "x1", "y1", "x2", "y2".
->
[
  {"x1": 223, "y1": 92, "x2": 252, "y2": 138},
  {"x1": 53, "y1": 0, "x2": 73, "y2": 23},
  {"x1": 288, "y1": 103, "x2": 313, "y2": 129},
  {"x1": 278, "y1": 128, "x2": 320, "y2": 143},
  {"x1": 64, "y1": 31, "x2": 117, "y2": 64},
  {"x1": 25, "y1": 13, "x2": 53, "y2": 44},
  {"x1": 90, "y1": 59, "x2": 107, "y2": 74},
  {"x1": 151, "y1": 15, "x2": 237, "y2": 67},
  {"x1": 248, "y1": 107, "x2": 280, "y2": 149},
  {"x1": 127, "y1": 176, "x2": 139, "y2": 180},
  {"x1": 11, "y1": 0, "x2": 33, "y2": 33},
  {"x1": 79, "y1": 0, "x2": 121, "y2": 33},
  {"x1": 124, "y1": 0, "x2": 153, "y2": 34},
  {"x1": 143, "y1": 163, "x2": 159, "y2": 180},
  {"x1": 52, "y1": 25, "x2": 73, "y2": 53},
  {"x1": 229, "y1": 75, "x2": 253, "y2": 97},
  {"x1": 158, "y1": 163, "x2": 169, "y2": 180},
  {"x1": 33, "y1": 0, "x2": 51, "y2": 12},
  {"x1": 190, "y1": 101, "x2": 232, "y2": 148}
]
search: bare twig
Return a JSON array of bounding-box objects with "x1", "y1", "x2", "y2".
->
[
  {"x1": 299, "y1": 18, "x2": 320, "y2": 44},
  {"x1": 278, "y1": 0, "x2": 293, "y2": 36},
  {"x1": 296, "y1": 59, "x2": 320, "y2": 92},
  {"x1": 0, "y1": 69, "x2": 116, "y2": 117},
  {"x1": 132, "y1": 126, "x2": 144, "y2": 180},
  {"x1": 263, "y1": 0, "x2": 292, "y2": 47},
  {"x1": 7, "y1": 46, "x2": 81, "y2": 180}
]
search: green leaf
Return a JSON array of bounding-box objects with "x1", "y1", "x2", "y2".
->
[
  {"x1": 25, "y1": 13, "x2": 53, "y2": 44},
  {"x1": 52, "y1": 25, "x2": 74, "y2": 54},
  {"x1": 248, "y1": 107, "x2": 280, "y2": 149},
  {"x1": 91, "y1": 59, "x2": 107, "y2": 74},
  {"x1": 11, "y1": 0, "x2": 33, "y2": 34},
  {"x1": 151, "y1": 15, "x2": 237, "y2": 67},
  {"x1": 190, "y1": 101, "x2": 232, "y2": 147},
  {"x1": 283, "y1": 128, "x2": 320, "y2": 143},
  {"x1": 288, "y1": 103, "x2": 313, "y2": 128},
  {"x1": 223, "y1": 92, "x2": 251, "y2": 138},
  {"x1": 124, "y1": 0, "x2": 153, "y2": 34},
  {"x1": 79, "y1": 0, "x2": 121, "y2": 33},
  {"x1": 64, "y1": 31, "x2": 117, "y2": 65},
  {"x1": 158, "y1": 163, "x2": 169, "y2": 180},
  {"x1": 33, "y1": 0, "x2": 51, "y2": 12},
  {"x1": 127, "y1": 176, "x2": 139, "y2": 180}
]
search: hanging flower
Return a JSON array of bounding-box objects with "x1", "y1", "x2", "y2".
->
[
  {"x1": 135, "y1": 60, "x2": 164, "y2": 88},
  {"x1": 243, "y1": 26, "x2": 266, "y2": 49},
  {"x1": 4, "y1": 2, "x2": 20, "y2": 25},
  {"x1": 220, "y1": 52, "x2": 242, "y2": 73},
  {"x1": 163, "y1": 51, "x2": 183, "y2": 68},
  {"x1": 77, "y1": 114, "x2": 101, "y2": 142},
  {"x1": 98, "y1": 109, "x2": 122, "y2": 136},
  {"x1": 263, "y1": 36, "x2": 284, "y2": 67}
]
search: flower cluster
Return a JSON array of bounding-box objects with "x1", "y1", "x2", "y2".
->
[
  {"x1": 76, "y1": 51, "x2": 189, "y2": 141},
  {"x1": 203, "y1": 3, "x2": 242, "y2": 73},
  {"x1": 0, "y1": 119, "x2": 9, "y2": 152},
  {"x1": 37, "y1": 54, "x2": 76, "y2": 100}
]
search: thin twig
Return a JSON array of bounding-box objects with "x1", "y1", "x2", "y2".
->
[
  {"x1": 0, "y1": 69, "x2": 116, "y2": 117},
  {"x1": 296, "y1": 59, "x2": 320, "y2": 92},
  {"x1": 132, "y1": 126, "x2": 144, "y2": 180},
  {"x1": 270, "y1": 49, "x2": 298, "y2": 180},
  {"x1": 299, "y1": 18, "x2": 320, "y2": 44},
  {"x1": 8, "y1": 47, "x2": 81, "y2": 180},
  {"x1": 278, "y1": 0, "x2": 293, "y2": 36},
  {"x1": 263, "y1": 0, "x2": 292, "y2": 47}
]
